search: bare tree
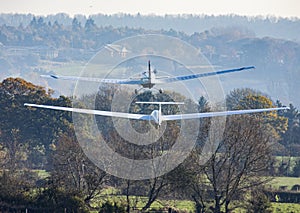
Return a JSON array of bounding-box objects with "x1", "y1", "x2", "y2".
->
[
  {"x1": 191, "y1": 114, "x2": 274, "y2": 213},
  {"x1": 51, "y1": 131, "x2": 107, "y2": 207}
]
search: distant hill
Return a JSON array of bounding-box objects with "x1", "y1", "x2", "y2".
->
[
  {"x1": 0, "y1": 13, "x2": 299, "y2": 107},
  {"x1": 0, "y1": 13, "x2": 300, "y2": 42}
]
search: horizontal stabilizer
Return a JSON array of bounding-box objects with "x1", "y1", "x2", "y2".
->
[{"x1": 136, "y1": 101, "x2": 184, "y2": 105}]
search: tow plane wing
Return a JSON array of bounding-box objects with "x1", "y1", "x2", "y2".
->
[
  {"x1": 155, "y1": 66, "x2": 255, "y2": 83},
  {"x1": 40, "y1": 75, "x2": 142, "y2": 85},
  {"x1": 41, "y1": 63, "x2": 255, "y2": 89}
]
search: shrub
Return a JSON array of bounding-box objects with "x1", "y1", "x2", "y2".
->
[{"x1": 246, "y1": 189, "x2": 272, "y2": 213}]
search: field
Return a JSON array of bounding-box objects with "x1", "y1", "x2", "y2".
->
[
  {"x1": 233, "y1": 203, "x2": 300, "y2": 213},
  {"x1": 91, "y1": 188, "x2": 196, "y2": 212},
  {"x1": 271, "y1": 202, "x2": 300, "y2": 213},
  {"x1": 93, "y1": 187, "x2": 300, "y2": 212},
  {"x1": 92, "y1": 196, "x2": 300, "y2": 213},
  {"x1": 268, "y1": 176, "x2": 300, "y2": 190},
  {"x1": 25, "y1": 170, "x2": 300, "y2": 212}
]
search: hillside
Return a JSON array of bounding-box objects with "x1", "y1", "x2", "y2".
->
[{"x1": 0, "y1": 14, "x2": 299, "y2": 107}]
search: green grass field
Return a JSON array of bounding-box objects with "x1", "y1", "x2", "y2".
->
[
  {"x1": 91, "y1": 187, "x2": 195, "y2": 212},
  {"x1": 94, "y1": 187, "x2": 300, "y2": 213},
  {"x1": 93, "y1": 195, "x2": 300, "y2": 213},
  {"x1": 233, "y1": 203, "x2": 300, "y2": 213},
  {"x1": 268, "y1": 176, "x2": 300, "y2": 190},
  {"x1": 25, "y1": 173, "x2": 300, "y2": 212},
  {"x1": 271, "y1": 202, "x2": 300, "y2": 213}
]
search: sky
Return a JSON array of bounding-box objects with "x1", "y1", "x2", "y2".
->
[{"x1": 0, "y1": 0, "x2": 300, "y2": 18}]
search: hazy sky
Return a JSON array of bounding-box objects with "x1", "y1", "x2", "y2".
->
[{"x1": 1, "y1": 0, "x2": 300, "y2": 18}]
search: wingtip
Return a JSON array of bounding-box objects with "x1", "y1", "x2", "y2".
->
[
  {"x1": 24, "y1": 103, "x2": 37, "y2": 107},
  {"x1": 40, "y1": 74, "x2": 58, "y2": 79},
  {"x1": 244, "y1": 66, "x2": 255, "y2": 70},
  {"x1": 50, "y1": 74, "x2": 58, "y2": 79}
]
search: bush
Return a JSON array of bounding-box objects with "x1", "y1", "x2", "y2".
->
[
  {"x1": 246, "y1": 189, "x2": 272, "y2": 213},
  {"x1": 34, "y1": 188, "x2": 88, "y2": 212},
  {"x1": 99, "y1": 200, "x2": 126, "y2": 213},
  {"x1": 292, "y1": 159, "x2": 300, "y2": 177}
]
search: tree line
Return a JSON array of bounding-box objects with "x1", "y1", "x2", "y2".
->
[{"x1": 0, "y1": 13, "x2": 300, "y2": 41}]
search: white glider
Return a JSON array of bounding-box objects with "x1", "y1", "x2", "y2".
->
[{"x1": 24, "y1": 102, "x2": 288, "y2": 126}]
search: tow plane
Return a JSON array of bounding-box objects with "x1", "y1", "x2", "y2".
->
[
  {"x1": 24, "y1": 102, "x2": 288, "y2": 127},
  {"x1": 41, "y1": 61, "x2": 255, "y2": 94}
]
